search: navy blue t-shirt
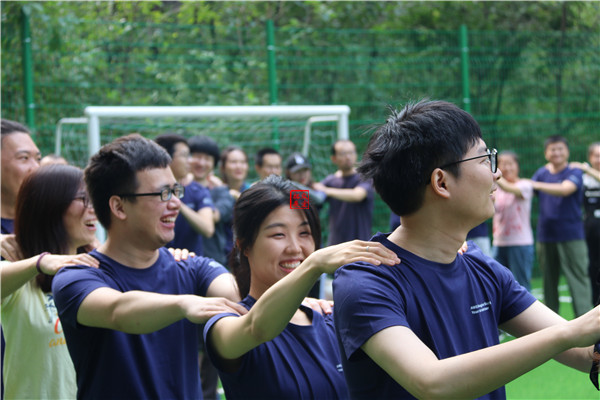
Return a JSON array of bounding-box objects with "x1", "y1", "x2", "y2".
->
[
  {"x1": 1, "y1": 218, "x2": 14, "y2": 235},
  {"x1": 167, "y1": 181, "x2": 214, "y2": 255},
  {"x1": 333, "y1": 233, "x2": 536, "y2": 399},
  {"x1": 52, "y1": 247, "x2": 228, "y2": 399},
  {"x1": 204, "y1": 296, "x2": 348, "y2": 400}
]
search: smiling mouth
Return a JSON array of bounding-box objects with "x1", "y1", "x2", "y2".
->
[
  {"x1": 161, "y1": 216, "x2": 177, "y2": 223},
  {"x1": 84, "y1": 220, "x2": 97, "y2": 228},
  {"x1": 280, "y1": 261, "x2": 302, "y2": 271}
]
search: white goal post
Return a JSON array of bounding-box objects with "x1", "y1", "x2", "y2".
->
[{"x1": 83, "y1": 105, "x2": 351, "y2": 160}]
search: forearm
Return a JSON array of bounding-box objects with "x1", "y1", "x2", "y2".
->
[
  {"x1": 496, "y1": 179, "x2": 523, "y2": 197},
  {"x1": 531, "y1": 180, "x2": 576, "y2": 196},
  {"x1": 78, "y1": 288, "x2": 189, "y2": 334},
  {"x1": 0, "y1": 256, "x2": 39, "y2": 299},
  {"x1": 322, "y1": 186, "x2": 367, "y2": 202},
  {"x1": 180, "y1": 204, "x2": 215, "y2": 237}
]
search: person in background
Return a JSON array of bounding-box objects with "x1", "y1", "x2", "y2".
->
[
  {"x1": 52, "y1": 134, "x2": 245, "y2": 399},
  {"x1": 155, "y1": 133, "x2": 215, "y2": 256},
  {"x1": 313, "y1": 139, "x2": 375, "y2": 245},
  {"x1": 40, "y1": 153, "x2": 68, "y2": 166},
  {"x1": 187, "y1": 135, "x2": 233, "y2": 400},
  {"x1": 254, "y1": 147, "x2": 282, "y2": 180},
  {"x1": 333, "y1": 100, "x2": 600, "y2": 399},
  {"x1": 1, "y1": 164, "x2": 99, "y2": 399},
  {"x1": 220, "y1": 146, "x2": 251, "y2": 258},
  {"x1": 531, "y1": 135, "x2": 592, "y2": 317},
  {"x1": 571, "y1": 142, "x2": 600, "y2": 304},
  {"x1": 466, "y1": 221, "x2": 492, "y2": 257},
  {"x1": 0, "y1": 118, "x2": 41, "y2": 398},
  {"x1": 284, "y1": 152, "x2": 326, "y2": 209},
  {"x1": 389, "y1": 212, "x2": 401, "y2": 231},
  {"x1": 493, "y1": 150, "x2": 535, "y2": 291},
  {"x1": 203, "y1": 175, "x2": 400, "y2": 399}
]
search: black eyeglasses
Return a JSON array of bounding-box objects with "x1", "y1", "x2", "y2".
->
[
  {"x1": 439, "y1": 148, "x2": 498, "y2": 173},
  {"x1": 74, "y1": 192, "x2": 92, "y2": 208},
  {"x1": 118, "y1": 184, "x2": 185, "y2": 202}
]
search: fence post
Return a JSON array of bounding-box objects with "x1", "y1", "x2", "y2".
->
[
  {"x1": 21, "y1": 6, "x2": 36, "y2": 131},
  {"x1": 265, "y1": 19, "x2": 279, "y2": 150},
  {"x1": 460, "y1": 24, "x2": 471, "y2": 113}
]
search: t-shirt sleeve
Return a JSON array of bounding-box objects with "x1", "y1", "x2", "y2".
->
[
  {"x1": 566, "y1": 169, "x2": 583, "y2": 187},
  {"x1": 52, "y1": 265, "x2": 113, "y2": 329},
  {"x1": 190, "y1": 257, "x2": 229, "y2": 296},
  {"x1": 333, "y1": 264, "x2": 407, "y2": 360},
  {"x1": 203, "y1": 312, "x2": 241, "y2": 371}
]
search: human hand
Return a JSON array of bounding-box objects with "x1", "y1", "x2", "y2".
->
[
  {"x1": 312, "y1": 182, "x2": 327, "y2": 193},
  {"x1": 1, "y1": 234, "x2": 23, "y2": 261},
  {"x1": 168, "y1": 248, "x2": 196, "y2": 261},
  {"x1": 306, "y1": 240, "x2": 401, "y2": 275},
  {"x1": 182, "y1": 296, "x2": 248, "y2": 324},
  {"x1": 564, "y1": 305, "x2": 600, "y2": 350},
  {"x1": 38, "y1": 253, "x2": 100, "y2": 275},
  {"x1": 570, "y1": 161, "x2": 589, "y2": 172},
  {"x1": 302, "y1": 297, "x2": 333, "y2": 315},
  {"x1": 458, "y1": 241, "x2": 469, "y2": 255}
]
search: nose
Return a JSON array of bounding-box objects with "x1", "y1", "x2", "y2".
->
[
  {"x1": 167, "y1": 194, "x2": 181, "y2": 210},
  {"x1": 285, "y1": 235, "x2": 303, "y2": 254},
  {"x1": 493, "y1": 168, "x2": 503, "y2": 181}
]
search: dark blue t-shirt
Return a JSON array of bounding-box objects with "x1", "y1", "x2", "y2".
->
[
  {"x1": 333, "y1": 233, "x2": 536, "y2": 399},
  {"x1": 322, "y1": 173, "x2": 374, "y2": 245},
  {"x1": 52, "y1": 247, "x2": 228, "y2": 400},
  {"x1": 1, "y1": 218, "x2": 14, "y2": 235},
  {"x1": 167, "y1": 181, "x2": 214, "y2": 255},
  {"x1": 204, "y1": 296, "x2": 348, "y2": 400},
  {"x1": 532, "y1": 166, "x2": 584, "y2": 242}
]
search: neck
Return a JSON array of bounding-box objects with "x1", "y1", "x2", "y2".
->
[
  {"x1": 339, "y1": 168, "x2": 356, "y2": 177},
  {"x1": 229, "y1": 178, "x2": 244, "y2": 191},
  {"x1": 1, "y1": 194, "x2": 16, "y2": 219},
  {"x1": 547, "y1": 162, "x2": 568, "y2": 174},
  {"x1": 387, "y1": 213, "x2": 468, "y2": 264},
  {"x1": 97, "y1": 235, "x2": 160, "y2": 269}
]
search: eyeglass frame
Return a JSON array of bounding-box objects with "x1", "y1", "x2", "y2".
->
[
  {"x1": 117, "y1": 183, "x2": 185, "y2": 202},
  {"x1": 73, "y1": 192, "x2": 92, "y2": 208},
  {"x1": 438, "y1": 148, "x2": 498, "y2": 173}
]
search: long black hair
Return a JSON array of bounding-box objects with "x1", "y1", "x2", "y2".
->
[{"x1": 14, "y1": 164, "x2": 86, "y2": 292}]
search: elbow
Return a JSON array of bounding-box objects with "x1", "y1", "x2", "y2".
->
[{"x1": 204, "y1": 225, "x2": 215, "y2": 238}]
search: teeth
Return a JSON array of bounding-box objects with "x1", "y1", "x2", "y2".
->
[
  {"x1": 280, "y1": 261, "x2": 301, "y2": 269},
  {"x1": 162, "y1": 217, "x2": 176, "y2": 223}
]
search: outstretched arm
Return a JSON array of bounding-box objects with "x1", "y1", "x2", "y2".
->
[
  {"x1": 179, "y1": 203, "x2": 215, "y2": 238},
  {"x1": 207, "y1": 241, "x2": 400, "y2": 367},
  {"x1": 76, "y1": 286, "x2": 247, "y2": 334},
  {"x1": 496, "y1": 178, "x2": 524, "y2": 198},
  {"x1": 1, "y1": 253, "x2": 99, "y2": 300},
  {"x1": 362, "y1": 301, "x2": 599, "y2": 399},
  {"x1": 531, "y1": 179, "x2": 577, "y2": 197},
  {"x1": 571, "y1": 161, "x2": 600, "y2": 182}
]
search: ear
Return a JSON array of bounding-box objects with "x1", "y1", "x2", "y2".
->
[
  {"x1": 429, "y1": 168, "x2": 451, "y2": 199},
  {"x1": 108, "y1": 195, "x2": 128, "y2": 221}
]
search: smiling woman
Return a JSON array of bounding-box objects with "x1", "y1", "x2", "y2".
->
[
  {"x1": 0, "y1": 164, "x2": 99, "y2": 399},
  {"x1": 203, "y1": 175, "x2": 400, "y2": 400}
]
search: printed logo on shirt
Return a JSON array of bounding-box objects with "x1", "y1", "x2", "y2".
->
[
  {"x1": 336, "y1": 364, "x2": 344, "y2": 373},
  {"x1": 470, "y1": 301, "x2": 492, "y2": 314},
  {"x1": 208, "y1": 260, "x2": 225, "y2": 269}
]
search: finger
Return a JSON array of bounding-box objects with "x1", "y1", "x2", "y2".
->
[
  {"x1": 189, "y1": 252, "x2": 196, "y2": 258},
  {"x1": 181, "y1": 249, "x2": 189, "y2": 261}
]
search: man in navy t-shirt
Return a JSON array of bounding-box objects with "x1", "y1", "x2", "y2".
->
[
  {"x1": 531, "y1": 135, "x2": 592, "y2": 317},
  {"x1": 314, "y1": 139, "x2": 374, "y2": 245},
  {"x1": 52, "y1": 134, "x2": 246, "y2": 399},
  {"x1": 333, "y1": 100, "x2": 600, "y2": 399}
]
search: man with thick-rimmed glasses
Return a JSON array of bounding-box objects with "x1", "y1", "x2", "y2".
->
[
  {"x1": 52, "y1": 134, "x2": 246, "y2": 399},
  {"x1": 333, "y1": 99, "x2": 600, "y2": 399}
]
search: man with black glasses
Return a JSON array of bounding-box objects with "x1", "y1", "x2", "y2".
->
[
  {"x1": 52, "y1": 134, "x2": 246, "y2": 399},
  {"x1": 333, "y1": 100, "x2": 600, "y2": 399}
]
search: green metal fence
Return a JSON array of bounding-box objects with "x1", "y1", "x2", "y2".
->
[{"x1": 2, "y1": 13, "x2": 599, "y2": 247}]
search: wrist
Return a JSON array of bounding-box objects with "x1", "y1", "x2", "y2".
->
[{"x1": 36, "y1": 252, "x2": 51, "y2": 274}]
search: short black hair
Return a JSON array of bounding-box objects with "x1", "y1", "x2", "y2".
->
[
  {"x1": 85, "y1": 134, "x2": 172, "y2": 230},
  {"x1": 1, "y1": 119, "x2": 30, "y2": 146},
  {"x1": 188, "y1": 136, "x2": 220, "y2": 167},
  {"x1": 154, "y1": 133, "x2": 188, "y2": 157},
  {"x1": 255, "y1": 147, "x2": 280, "y2": 167},
  {"x1": 358, "y1": 99, "x2": 482, "y2": 216},
  {"x1": 543, "y1": 135, "x2": 568, "y2": 150}
]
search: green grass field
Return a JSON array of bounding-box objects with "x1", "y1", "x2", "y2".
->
[{"x1": 504, "y1": 277, "x2": 598, "y2": 400}]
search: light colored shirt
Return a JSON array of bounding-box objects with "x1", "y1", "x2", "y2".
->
[{"x1": 492, "y1": 180, "x2": 534, "y2": 246}]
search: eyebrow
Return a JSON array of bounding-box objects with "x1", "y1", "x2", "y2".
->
[
  {"x1": 15, "y1": 150, "x2": 41, "y2": 156},
  {"x1": 263, "y1": 220, "x2": 310, "y2": 230}
]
